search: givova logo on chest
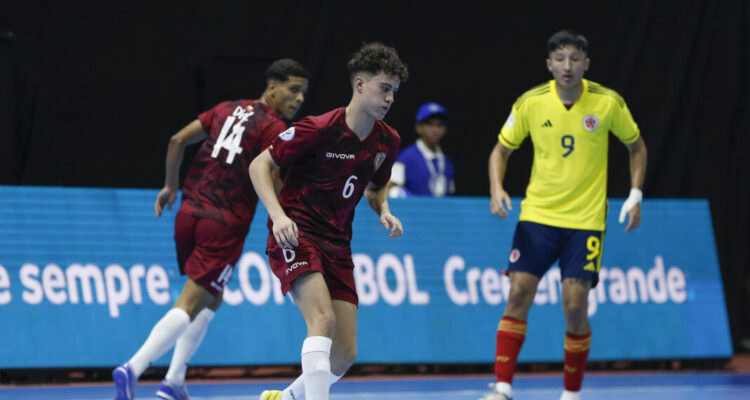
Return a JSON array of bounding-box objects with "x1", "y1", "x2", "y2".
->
[{"x1": 326, "y1": 152, "x2": 355, "y2": 160}]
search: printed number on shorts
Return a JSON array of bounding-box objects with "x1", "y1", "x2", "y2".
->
[
  {"x1": 561, "y1": 135, "x2": 575, "y2": 157},
  {"x1": 584, "y1": 235, "x2": 602, "y2": 272},
  {"x1": 343, "y1": 175, "x2": 358, "y2": 198},
  {"x1": 210, "y1": 264, "x2": 233, "y2": 292},
  {"x1": 211, "y1": 107, "x2": 254, "y2": 164},
  {"x1": 283, "y1": 248, "x2": 296, "y2": 262},
  {"x1": 586, "y1": 235, "x2": 601, "y2": 260}
]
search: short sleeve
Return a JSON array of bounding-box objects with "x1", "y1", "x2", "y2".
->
[
  {"x1": 610, "y1": 101, "x2": 640, "y2": 144},
  {"x1": 261, "y1": 119, "x2": 288, "y2": 150},
  {"x1": 268, "y1": 116, "x2": 320, "y2": 168},
  {"x1": 498, "y1": 102, "x2": 529, "y2": 149},
  {"x1": 370, "y1": 134, "x2": 401, "y2": 187},
  {"x1": 197, "y1": 101, "x2": 230, "y2": 132}
]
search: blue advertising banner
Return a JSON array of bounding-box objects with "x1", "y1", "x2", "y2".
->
[{"x1": 0, "y1": 186, "x2": 732, "y2": 368}]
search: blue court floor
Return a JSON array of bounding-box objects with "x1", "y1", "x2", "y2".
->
[{"x1": 1, "y1": 373, "x2": 749, "y2": 400}]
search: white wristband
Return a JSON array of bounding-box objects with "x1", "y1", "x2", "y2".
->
[
  {"x1": 618, "y1": 188, "x2": 643, "y2": 223},
  {"x1": 628, "y1": 188, "x2": 643, "y2": 203}
]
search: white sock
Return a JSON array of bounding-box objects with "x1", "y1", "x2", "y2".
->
[
  {"x1": 560, "y1": 390, "x2": 581, "y2": 400},
  {"x1": 496, "y1": 382, "x2": 512, "y2": 398},
  {"x1": 282, "y1": 371, "x2": 342, "y2": 400},
  {"x1": 165, "y1": 308, "x2": 215, "y2": 385},
  {"x1": 300, "y1": 336, "x2": 332, "y2": 400},
  {"x1": 128, "y1": 308, "x2": 190, "y2": 377}
]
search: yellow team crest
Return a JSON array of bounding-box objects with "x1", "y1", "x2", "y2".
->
[{"x1": 373, "y1": 153, "x2": 387, "y2": 171}]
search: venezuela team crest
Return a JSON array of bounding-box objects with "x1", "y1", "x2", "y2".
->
[{"x1": 374, "y1": 153, "x2": 387, "y2": 172}]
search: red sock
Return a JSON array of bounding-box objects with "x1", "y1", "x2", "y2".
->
[
  {"x1": 563, "y1": 331, "x2": 591, "y2": 391},
  {"x1": 494, "y1": 317, "x2": 527, "y2": 384}
]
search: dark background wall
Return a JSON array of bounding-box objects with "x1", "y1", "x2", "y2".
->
[{"x1": 1, "y1": 0, "x2": 748, "y2": 353}]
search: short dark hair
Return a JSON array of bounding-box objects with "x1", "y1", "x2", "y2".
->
[
  {"x1": 347, "y1": 42, "x2": 409, "y2": 82},
  {"x1": 547, "y1": 29, "x2": 589, "y2": 55},
  {"x1": 265, "y1": 58, "x2": 309, "y2": 83}
]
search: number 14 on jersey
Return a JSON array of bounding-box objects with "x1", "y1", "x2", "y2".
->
[{"x1": 212, "y1": 107, "x2": 254, "y2": 164}]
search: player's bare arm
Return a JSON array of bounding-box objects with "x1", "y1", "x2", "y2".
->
[
  {"x1": 619, "y1": 137, "x2": 648, "y2": 232},
  {"x1": 155, "y1": 119, "x2": 207, "y2": 217},
  {"x1": 249, "y1": 149, "x2": 299, "y2": 248},
  {"x1": 365, "y1": 182, "x2": 403, "y2": 238},
  {"x1": 488, "y1": 142, "x2": 514, "y2": 218}
]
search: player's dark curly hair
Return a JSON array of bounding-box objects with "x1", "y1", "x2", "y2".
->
[
  {"x1": 547, "y1": 29, "x2": 589, "y2": 55},
  {"x1": 266, "y1": 58, "x2": 310, "y2": 83},
  {"x1": 347, "y1": 42, "x2": 409, "y2": 83}
]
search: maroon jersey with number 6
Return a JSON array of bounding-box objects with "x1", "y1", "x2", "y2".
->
[
  {"x1": 181, "y1": 100, "x2": 287, "y2": 228},
  {"x1": 269, "y1": 107, "x2": 401, "y2": 243}
]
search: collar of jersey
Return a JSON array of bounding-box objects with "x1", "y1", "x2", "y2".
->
[{"x1": 549, "y1": 78, "x2": 589, "y2": 111}]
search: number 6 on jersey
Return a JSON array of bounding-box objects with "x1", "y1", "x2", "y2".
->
[{"x1": 343, "y1": 175, "x2": 358, "y2": 198}]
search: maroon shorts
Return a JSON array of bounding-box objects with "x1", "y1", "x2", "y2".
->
[
  {"x1": 174, "y1": 211, "x2": 248, "y2": 296},
  {"x1": 267, "y1": 232, "x2": 358, "y2": 305}
]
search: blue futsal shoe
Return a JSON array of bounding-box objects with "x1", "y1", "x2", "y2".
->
[
  {"x1": 112, "y1": 363, "x2": 136, "y2": 400},
  {"x1": 156, "y1": 379, "x2": 191, "y2": 400}
]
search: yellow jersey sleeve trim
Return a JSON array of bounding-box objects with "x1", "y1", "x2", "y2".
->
[
  {"x1": 512, "y1": 82, "x2": 551, "y2": 109},
  {"x1": 498, "y1": 133, "x2": 521, "y2": 149},
  {"x1": 587, "y1": 81, "x2": 626, "y2": 108},
  {"x1": 620, "y1": 129, "x2": 641, "y2": 144}
]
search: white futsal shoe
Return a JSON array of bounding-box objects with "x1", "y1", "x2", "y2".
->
[
  {"x1": 560, "y1": 390, "x2": 581, "y2": 400},
  {"x1": 478, "y1": 382, "x2": 512, "y2": 400}
]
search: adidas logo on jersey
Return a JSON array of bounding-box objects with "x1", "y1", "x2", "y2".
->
[{"x1": 542, "y1": 120, "x2": 553, "y2": 127}]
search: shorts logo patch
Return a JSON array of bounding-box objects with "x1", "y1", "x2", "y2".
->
[
  {"x1": 509, "y1": 248, "x2": 521, "y2": 263},
  {"x1": 285, "y1": 261, "x2": 309, "y2": 276},
  {"x1": 583, "y1": 114, "x2": 599, "y2": 131},
  {"x1": 279, "y1": 127, "x2": 295, "y2": 141}
]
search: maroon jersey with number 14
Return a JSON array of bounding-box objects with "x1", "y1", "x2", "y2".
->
[
  {"x1": 180, "y1": 100, "x2": 287, "y2": 228},
  {"x1": 269, "y1": 107, "x2": 401, "y2": 244}
]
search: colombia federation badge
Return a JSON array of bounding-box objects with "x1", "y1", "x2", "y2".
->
[{"x1": 583, "y1": 114, "x2": 599, "y2": 132}]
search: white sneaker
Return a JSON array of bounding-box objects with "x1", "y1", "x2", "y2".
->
[
  {"x1": 478, "y1": 382, "x2": 512, "y2": 400},
  {"x1": 560, "y1": 390, "x2": 581, "y2": 400}
]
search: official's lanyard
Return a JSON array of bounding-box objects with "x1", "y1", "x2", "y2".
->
[{"x1": 417, "y1": 140, "x2": 447, "y2": 196}]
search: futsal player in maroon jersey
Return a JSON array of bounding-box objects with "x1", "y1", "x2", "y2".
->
[
  {"x1": 250, "y1": 43, "x2": 408, "y2": 400},
  {"x1": 111, "y1": 59, "x2": 309, "y2": 400}
]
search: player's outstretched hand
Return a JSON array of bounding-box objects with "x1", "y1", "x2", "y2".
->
[
  {"x1": 272, "y1": 215, "x2": 299, "y2": 248},
  {"x1": 619, "y1": 188, "x2": 643, "y2": 232},
  {"x1": 490, "y1": 187, "x2": 512, "y2": 218},
  {"x1": 381, "y1": 213, "x2": 403, "y2": 238},
  {"x1": 154, "y1": 187, "x2": 177, "y2": 217}
]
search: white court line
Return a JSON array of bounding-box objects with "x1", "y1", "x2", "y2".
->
[{"x1": 80, "y1": 384, "x2": 750, "y2": 400}]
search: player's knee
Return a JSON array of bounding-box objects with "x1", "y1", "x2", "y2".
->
[
  {"x1": 310, "y1": 308, "x2": 336, "y2": 336},
  {"x1": 506, "y1": 283, "x2": 536, "y2": 310},
  {"x1": 562, "y1": 296, "x2": 587, "y2": 318}
]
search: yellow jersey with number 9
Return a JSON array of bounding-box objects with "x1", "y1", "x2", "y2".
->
[{"x1": 498, "y1": 79, "x2": 640, "y2": 230}]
